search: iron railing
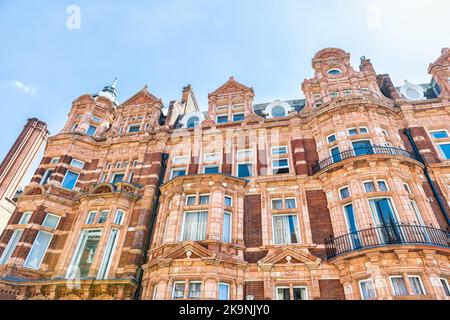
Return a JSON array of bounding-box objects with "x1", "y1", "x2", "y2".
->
[
  {"x1": 312, "y1": 146, "x2": 420, "y2": 174},
  {"x1": 325, "y1": 224, "x2": 450, "y2": 259}
]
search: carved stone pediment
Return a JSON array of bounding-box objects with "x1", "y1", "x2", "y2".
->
[
  {"x1": 155, "y1": 242, "x2": 217, "y2": 264},
  {"x1": 120, "y1": 87, "x2": 162, "y2": 108},
  {"x1": 208, "y1": 77, "x2": 254, "y2": 98},
  {"x1": 258, "y1": 247, "x2": 321, "y2": 271}
]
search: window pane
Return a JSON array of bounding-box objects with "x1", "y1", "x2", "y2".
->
[
  {"x1": 272, "y1": 146, "x2": 288, "y2": 155},
  {"x1": 272, "y1": 200, "x2": 283, "y2": 210},
  {"x1": 360, "y1": 280, "x2": 377, "y2": 300},
  {"x1": 173, "y1": 283, "x2": 185, "y2": 299},
  {"x1": 62, "y1": 171, "x2": 79, "y2": 190},
  {"x1": 0, "y1": 230, "x2": 23, "y2": 265},
  {"x1": 272, "y1": 106, "x2": 286, "y2": 118},
  {"x1": 219, "y1": 283, "x2": 229, "y2": 300},
  {"x1": 98, "y1": 211, "x2": 109, "y2": 224},
  {"x1": 224, "y1": 196, "x2": 233, "y2": 207},
  {"x1": 204, "y1": 166, "x2": 219, "y2": 174},
  {"x1": 86, "y1": 125, "x2": 97, "y2": 136},
  {"x1": 364, "y1": 182, "x2": 375, "y2": 193},
  {"x1": 173, "y1": 157, "x2": 189, "y2": 165},
  {"x1": 439, "y1": 144, "x2": 450, "y2": 159},
  {"x1": 66, "y1": 230, "x2": 102, "y2": 279},
  {"x1": 360, "y1": 127, "x2": 369, "y2": 134},
  {"x1": 285, "y1": 199, "x2": 297, "y2": 209},
  {"x1": 409, "y1": 277, "x2": 425, "y2": 295},
  {"x1": 327, "y1": 135, "x2": 336, "y2": 143},
  {"x1": 348, "y1": 128, "x2": 358, "y2": 136},
  {"x1": 128, "y1": 125, "x2": 140, "y2": 133},
  {"x1": 19, "y1": 212, "x2": 32, "y2": 225},
  {"x1": 24, "y1": 231, "x2": 53, "y2": 269},
  {"x1": 187, "y1": 117, "x2": 200, "y2": 128},
  {"x1": 340, "y1": 187, "x2": 350, "y2": 199},
  {"x1": 277, "y1": 288, "x2": 290, "y2": 300},
  {"x1": 97, "y1": 228, "x2": 119, "y2": 280},
  {"x1": 189, "y1": 283, "x2": 201, "y2": 299},
  {"x1": 293, "y1": 287, "x2": 307, "y2": 300},
  {"x1": 238, "y1": 164, "x2": 252, "y2": 178},
  {"x1": 70, "y1": 159, "x2": 84, "y2": 169},
  {"x1": 86, "y1": 212, "x2": 97, "y2": 224},
  {"x1": 431, "y1": 131, "x2": 448, "y2": 139},
  {"x1": 217, "y1": 116, "x2": 228, "y2": 124},
  {"x1": 43, "y1": 214, "x2": 60, "y2": 229},
  {"x1": 273, "y1": 215, "x2": 300, "y2": 244},
  {"x1": 233, "y1": 114, "x2": 244, "y2": 122},
  {"x1": 112, "y1": 174, "x2": 125, "y2": 184},
  {"x1": 199, "y1": 195, "x2": 209, "y2": 205},
  {"x1": 114, "y1": 210, "x2": 124, "y2": 225},
  {"x1": 182, "y1": 211, "x2": 208, "y2": 241},
  {"x1": 391, "y1": 277, "x2": 408, "y2": 296},
  {"x1": 440, "y1": 279, "x2": 450, "y2": 296},
  {"x1": 273, "y1": 159, "x2": 289, "y2": 168},
  {"x1": 41, "y1": 169, "x2": 54, "y2": 185},
  {"x1": 171, "y1": 169, "x2": 186, "y2": 179},
  {"x1": 378, "y1": 181, "x2": 388, "y2": 191},
  {"x1": 186, "y1": 196, "x2": 196, "y2": 206},
  {"x1": 223, "y1": 212, "x2": 232, "y2": 243}
]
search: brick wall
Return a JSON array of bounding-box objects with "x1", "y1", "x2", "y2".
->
[
  {"x1": 244, "y1": 195, "x2": 262, "y2": 247},
  {"x1": 244, "y1": 281, "x2": 266, "y2": 300},
  {"x1": 409, "y1": 127, "x2": 440, "y2": 164},
  {"x1": 318, "y1": 280, "x2": 346, "y2": 300},
  {"x1": 291, "y1": 139, "x2": 319, "y2": 176},
  {"x1": 306, "y1": 190, "x2": 334, "y2": 244}
]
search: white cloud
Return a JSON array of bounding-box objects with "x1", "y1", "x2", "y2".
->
[{"x1": 10, "y1": 80, "x2": 39, "y2": 95}]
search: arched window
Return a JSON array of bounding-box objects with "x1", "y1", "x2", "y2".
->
[
  {"x1": 272, "y1": 106, "x2": 286, "y2": 118},
  {"x1": 327, "y1": 68, "x2": 342, "y2": 75},
  {"x1": 187, "y1": 117, "x2": 200, "y2": 129}
]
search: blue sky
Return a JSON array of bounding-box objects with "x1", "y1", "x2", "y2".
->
[{"x1": 0, "y1": 0, "x2": 449, "y2": 185}]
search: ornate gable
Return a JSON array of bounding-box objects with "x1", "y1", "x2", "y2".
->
[
  {"x1": 120, "y1": 86, "x2": 162, "y2": 108},
  {"x1": 258, "y1": 247, "x2": 321, "y2": 271},
  {"x1": 208, "y1": 77, "x2": 254, "y2": 98}
]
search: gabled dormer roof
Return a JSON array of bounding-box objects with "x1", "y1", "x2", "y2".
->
[
  {"x1": 208, "y1": 76, "x2": 254, "y2": 98},
  {"x1": 120, "y1": 85, "x2": 163, "y2": 108}
]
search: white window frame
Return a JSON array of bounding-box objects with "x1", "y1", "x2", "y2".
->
[
  {"x1": 216, "y1": 115, "x2": 229, "y2": 124},
  {"x1": 232, "y1": 113, "x2": 245, "y2": 122},
  {"x1": 363, "y1": 181, "x2": 376, "y2": 193},
  {"x1": 359, "y1": 126, "x2": 369, "y2": 134},
  {"x1": 347, "y1": 127, "x2": 358, "y2": 136},
  {"x1": 271, "y1": 198, "x2": 283, "y2": 210},
  {"x1": 98, "y1": 210, "x2": 110, "y2": 224},
  {"x1": 327, "y1": 68, "x2": 342, "y2": 75},
  {"x1": 170, "y1": 168, "x2": 187, "y2": 180},
  {"x1": 42, "y1": 213, "x2": 61, "y2": 230},
  {"x1": 237, "y1": 149, "x2": 254, "y2": 161},
  {"x1": 359, "y1": 279, "x2": 377, "y2": 300},
  {"x1": 97, "y1": 228, "x2": 120, "y2": 280},
  {"x1": 204, "y1": 153, "x2": 220, "y2": 162},
  {"x1": 326, "y1": 134, "x2": 337, "y2": 144},
  {"x1": 66, "y1": 229, "x2": 103, "y2": 279},
  {"x1": 41, "y1": 169, "x2": 53, "y2": 185},
  {"x1": 173, "y1": 156, "x2": 189, "y2": 165},
  {"x1": 436, "y1": 142, "x2": 450, "y2": 160},
  {"x1": 272, "y1": 214, "x2": 301, "y2": 245},
  {"x1": 408, "y1": 275, "x2": 426, "y2": 296},
  {"x1": 403, "y1": 183, "x2": 412, "y2": 194},
  {"x1": 186, "y1": 195, "x2": 197, "y2": 206},
  {"x1": 237, "y1": 162, "x2": 253, "y2": 178},
  {"x1": 61, "y1": 170, "x2": 79, "y2": 190},
  {"x1": 111, "y1": 173, "x2": 125, "y2": 184},
  {"x1": 180, "y1": 211, "x2": 208, "y2": 242},
  {"x1": 203, "y1": 165, "x2": 220, "y2": 174},
  {"x1": 0, "y1": 229, "x2": 23, "y2": 265},
  {"x1": 114, "y1": 210, "x2": 125, "y2": 225},
  {"x1": 339, "y1": 186, "x2": 350, "y2": 200},
  {"x1": 218, "y1": 283, "x2": 230, "y2": 300},
  {"x1": 272, "y1": 158, "x2": 290, "y2": 174},
  {"x1": 86, "y1": 125, "x2": 97, "y2": 136},
  {"x1": 430, "y1": 129, "x2": 449, "y2": 139},
  {"x1": 19, "y1": 212, "x2": 32, "y2": 225},
  {"x1": 50, "y1": 157, "x2": 60, "y2": 164},
  {"x1": 342, "y1": 203, "x2": 358, "y2": 236},
  {"x1": 224, "y1": 196, "x2": 233, "y2": 207},
  {"x1": 369, "y1": 196, "x2": 402, "y2": 227},
  {"x1": 271, "y1": 146, "x2": 288, "y2": 155},
  {"x1": 86, "y1": 211, "x2": 97, "y2": 225},
  {"x1": 223, "y1": 211, "x2": 232, "y2": 243},
  {"x1": 199, "y1": 194, "x2": 210, "y2": 206},
  {"x1": 23, "y1": 231, "x2": 53, "y2": 270},
  {"x1": 128, "y1": 124, "x2": 141, "y2": 133},
  {"x1": 285, "y1": 198, "x2": 297, "y2": 209},
  {"x1": 377, "y1": 179, "x2": 389, "y2": 192},
  {"x1": 70, "y1": 159, "x2": 85, "y2": 169},
  {"x1": 275, "y1": 286, "x2": 308, "y2": 300},
  {"x1": 389, "y1": 275, "x2": 408, "y2": 296},
  {"x1": 439, "y1": 278, "x2": 450, "y2": 296}
]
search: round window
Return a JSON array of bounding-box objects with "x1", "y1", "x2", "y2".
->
[
  {"x1": 405, "y1": 88, "x2": 420, "y2": 100},
  {"x1": 186, "y1": 117, "x2": 200, "y2": 128},
  {"x1": 327, "y1": 68, "x2": 342, "y2": 75},
  {"x1": 272, "y1": 106, "x2": 286, "y2": 118}
]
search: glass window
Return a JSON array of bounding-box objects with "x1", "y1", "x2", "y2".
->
[
  {"x1": 23, "y1": 231, "x2": 53, "y2": 270},
  {"x1": 217, "y1": 115, "x2": 228, "y2": 124},
  {"x1": 173, "y1": 282, "x2": 186, "y2": 299},
  {"x1": 225, "y1": 196, "x2": 233, "y2": 207},
  {"x1": 188, "y1": 282, "x2": 202, "y2": 299},
  {"x1": 377, "y1": 180, "x2": 388, "y2": 192},
  {"x1": 98, "y1": 211, "x2": 109, "y2": 224},
  {"x1": 359, "y1": 280, "x2": 377, "y2": 300},
  {"x1": 237, "y1": 163, "x2": 252, "y2": 178},
  {"x1": 276, "y1": 287, "x2": 290, "y2": 300},
  {"x1": 404, "y1": 183, "x2": 412, "y2": 194},
  {"x1": 97, "y1": 228, "x2": 119, "y2": 280},
  {"x1": 0, "y1": 229, "x2": 23, "y2": 265},
  {"x1": 70, "y1": 159, "x2": 85, "y2": 169},
  {"x1": 171, "y1": 168, "x2": 186, "y2": 179},
  {"x1": 204, "y1": 166, "x2": 219, "y2": 174},
  {"x1": 293, "y1": 287, "x2": 308, "y2": 300},
  {"x1": 92, "y1": 116, "x2": 101, "y2": 123},
  {"x1": 50, "y1": 157, "x2": 60, "y2": 164},
  {"x1": 272, "y1": 106, "x2": 286, "y2": 118},
  {"x1": 408, "y1": 276, "x2": 425, "y2": 295},
  {"x1": 237, "y1": 150, "x2": 253, "y2": 161},
  {"x1": 66, "y1": 229, "x2": 103, "y2": 279},
  {"x1": 86, "y1": 212, "x2": 97, "y2": 224},
  {"x1": 128, "y1": 125, "x2": 140, "y2": 133},
  {"x1": 272, "y1": 146, "x2": 288, "y2": 155},
  {"x1": 327, "y1": 134, "x2": 337, "y2": 144},
  {"x1": 223, "y1": 212, "x2": 232, "y2": 243},
  {"x1": 181, "y1": 211, "x2": 208, "y2": 241},
  {"x1": 19, "y1": 212, "x2": 32, "y2": 225},
  {"x1": 273, "y1": 215, "x2": 300, "y2": 245},
  {"x1": 41, "y1": 169, "x2": 54, "y2": 185},
  {"x1": 42, "y1": 214, "x2": 60, "y2": 229},
  {"x1": 438, "y1": 143, "x2": 450, "y2": 159},
  {"x1": 187, "y1": 117, "x2": 200, "y2": 129},
  {"x1": 431, "y1": 131, "x2": 448, "y2": 139},
  {"x1": 86, "y1": 125, "x2": 97, "y2": 136},
  {"x1": 348, "y1": 128, "x2": 358, "y2": 136},
  {"x1": 199, "y1": 195, "x2": 209, "y2": 205},
  {"x1": 233, "y1": 113, "x2": 244, "y2": 122},
  {"x1": 111, "y1": 173, "x2": 125, "y2": 184},
  {"x1": 272, "y1": 159, "x2": 290, "y2": 174},
  {"x1": 272, "y1": 199, "x2": 283, "y2": 210},
  {"x1": 360, "y1": 127, "x2": 369, "y2": 134},
  {"x1": 186, "y1": 196, "x2": 196, "y2": 206},
  {"x1": 173, "y1": 157, "x2": 189, "y2": 165},
  {"x1": 61, "y1": 171, "x2": 79, "y2": 190},
  {"x1": 339, "y1": 187, "x2": 350, "y2": 200},
  {"x1": 364, "y1": 182, "x2": 375, "y2": 193},
  {"x1": 440, "y1": 278, "x2": 450, "y2": 296},
  {"x1": 204, "y1": 153, "x2": 220, "y2": 162},
  {"x1": 285, "y1": 199, "x2": 297, "y2": 209},
  {"x1": 219, "y1": 283, "x2": 230, "y2": 300},
  {"x1": 327, "y1": 68, "x2": 342, "y2": 75},
  {"x1": 391, "y1": 276, "x2": 408, "y2": 296},
  {"x1": 114, "y1": 210, "x2": 124, "y2": 225}
]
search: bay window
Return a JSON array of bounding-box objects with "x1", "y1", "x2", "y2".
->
[
  {"x1": 66, "y1": 229, "x2": 103, "y2": 279},
  {"x1": 114, "y1": 210, "x2": 125, "y2": 225},
  {"x1": 273, "y1": 215, "x2": 300, "y2": 245},
  {"x1": 276, "y1": 286, "x2": 308, "y2": 300},
  {"x1": 172, "y1": 281, "x2": 202, "y2": 299},
  {"x1": 181, "y1": 211, "x2": 208, "y2": 241},
  {"x1": 97, "y1": 228, "x2": 120, "y2": 280}
]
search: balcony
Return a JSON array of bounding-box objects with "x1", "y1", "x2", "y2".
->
[
  {"x1": 312, "y1": 146, "x2": 420, "y2": 175},
  {"x1": 325, "y1": 224, "x2": 450, "y2": 259}
]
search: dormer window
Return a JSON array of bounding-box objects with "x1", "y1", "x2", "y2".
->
[
  {"x1": 272, "y1": 106, "x2": 286, "y2": 118},
  {"x1": 265, "y1": 101, "x2": 291, "y2": 119},
  {"x1": 181, "y1": 112, "x2": 205, "y2": 129},
  {"x1": 187, "y1": 117, "x2": 200, "y2": 129},
  {"x1": 327, "y1": 68, "x2": 342, "y2": 75}
]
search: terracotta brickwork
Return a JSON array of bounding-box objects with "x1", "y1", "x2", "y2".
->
[{"x1": 0, "y1": 48, "x2": 449, "y2": 301}]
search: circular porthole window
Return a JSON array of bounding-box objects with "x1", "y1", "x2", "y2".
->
[
  {"x1": 327, "y1": 68, "x2": 342, "y2": 76},
  {"x1": 271, "y1": 106, "x2": 287, "y2": 118},
  {"x1": 180, "y1": 111, "x2": 205, "y2": 129},
  {"x1": 186, "y1": 117, "x2": 200, "y2": 129},
  {"x1": 264, "y1": 101, "x2": 291, "y2": 119},
  {"x1": 400, "y1": 81, "x2": 424, "y2": 101},
  {"x1": 405, "y1": 88, "x2": 420, "y2": 100}
]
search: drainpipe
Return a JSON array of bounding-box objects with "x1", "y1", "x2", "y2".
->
[
  {"x1": 133, "y1": 153, "x2": 170, "y2": 300},
  {"x1": 404, "y1": 128, "x2": 450, "y2": 228}
]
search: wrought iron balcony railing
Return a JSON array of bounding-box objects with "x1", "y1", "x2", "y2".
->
[
  {"x1": 325, "y1": 224, "x2": 450, "y2": 259},
  {"x1": 312, "y1": 146, "x2": 420, "y2": 174}
]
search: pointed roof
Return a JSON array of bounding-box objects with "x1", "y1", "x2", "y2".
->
[
  {"x1": 94, "y1": 77, "x2": 119, "y2": 106},
  {"x1": 120, "y1": 85, "x2": 162, "y2": 108},
  {"x1": 208, "y1": 76, "x2": 254, "y2": 98}
]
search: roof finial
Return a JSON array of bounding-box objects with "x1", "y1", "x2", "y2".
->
[{"x1": 111, "y1": 77, "x2": 118, "y2": 89}]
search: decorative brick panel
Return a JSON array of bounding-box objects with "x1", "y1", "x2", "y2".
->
[
  {"x1": 222, "y1": 153, "x2": 232, "y2": 175},
  {"x1": 306, "y1": 190, "x2": 334, "y2": 244},
  {"x1": 244, "y1": 281, "x2": 266, "y2": 300},
  {"x1": 244, "y1": 195, "x2": 263, "y2": 248},
  {"x1": 188, "y1": 156, "x2": 199, "y2": 175},
  {"x1": 291, "y1": 139, "x2": 319, "y2": 176},
  {"x1": 409, "y1": 127, "x2": 440, "y2": 164},
  {"x1": 257, "y1": 149, "x2": 268, "y2": 176},
  {"x1": 244, "y1": 250, "x2": 268, "y2": 263},
  {"x1": 30, "y1": 206, "x2": 47, "y2": 225},
  {"x1": 318, "y1": 280, "x2": 346, "y2": 300}
]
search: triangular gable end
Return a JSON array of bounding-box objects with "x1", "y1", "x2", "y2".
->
[
  {"x1": 161, "y1": 241, "x2": 215, "y2": 260},
  {"x1": 259, "y1": 247, "x2": 321, "y2": 266},
  {"x1": 120, "y1": 86, "x2": 162, "y2": 108},
  {"x1": 208, "y1": 77, "x2": 254, "y2": 98}
]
